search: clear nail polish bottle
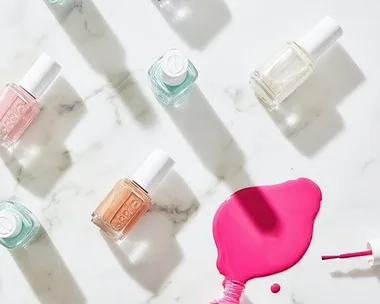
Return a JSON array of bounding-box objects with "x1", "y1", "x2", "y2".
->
[
  {"x1": 148, "y1": 49, "x2": 198, "y2": 107},
  {"x1": 91, "y1": 149, "x2": 175, "y2": 241},
  {"x1": 250, "y1": 16, "x2": 343, "y2": 110},
  {"x1": 0, "y1": 200, "x2": 41, "y2": 249},
  {"x1": 0, "y1": 53, "x2": 62, "y2": 148}
]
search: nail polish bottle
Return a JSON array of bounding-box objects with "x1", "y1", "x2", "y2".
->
[
  {"x1": 250, "y1": 16, "x2": 343, "y2": 110},
  {"x1": 91, "y1": 149, "x2": 175, "y2": 240},
  {"x1": 0, "y1": 200, "x2": 41, "y2": 249},
  {"x1": 148, "y1": 49, "x2": 198, "y2": 107},
  {"x1": 0, "y1": 53, "x2": 62, "y2": 148}
]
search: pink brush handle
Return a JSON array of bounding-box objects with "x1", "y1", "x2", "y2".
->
[{"x1": 322, "y1": 250, "x2": 373, "y2": 261}]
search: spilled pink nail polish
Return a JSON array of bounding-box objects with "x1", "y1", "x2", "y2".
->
[
  {"x1": 212, "y1": 178, "x2": 322, "y2": 303},
  {"x1": 271, "y1": 283, "x2": 281, "y2": 293}
]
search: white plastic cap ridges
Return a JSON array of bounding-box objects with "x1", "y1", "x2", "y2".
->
[
  {"x1": 161, "y1": 49, "x2": 189, "y2": 86},
  {"x1": 297, "y1": 16, "x2": 343, "y2": 60},
  {"x1": 0, "y1": 211, "x2": 22, "y2": 239},
  {"x1": 19, "y1": 53, "x2": 62, "y2": 99},
  {"x1": 367, "y1": 239, "x2": 380, "y2": 267},
  {"x1": 132, "y1": 149, "x2": 175, "y2": 194}
]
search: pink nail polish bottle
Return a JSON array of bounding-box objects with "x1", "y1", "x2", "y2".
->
[{"x1": 0, "y1": 53, "x2": 62, "y2": 148}]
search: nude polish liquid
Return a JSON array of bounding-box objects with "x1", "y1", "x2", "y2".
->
[
  {"x1": 250, "y1": 16, "x2": 343, "y2": 110},
  {"x1": 91, "y1": 149, "x2": 175, "y2": 240},
  {"x1": 0, "y1": 53, "x2": 61, "y2": 148}
]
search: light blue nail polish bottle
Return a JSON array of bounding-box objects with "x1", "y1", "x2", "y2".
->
[
  {"x1": 148, "y1": 49, "x2": 198, "y2": 107},
  {"x1": 0, "y1": 201, "x2": 40, "y2": 249}
]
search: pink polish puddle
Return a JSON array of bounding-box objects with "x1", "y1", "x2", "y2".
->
[
  {"x1": 212, "y1": 178, "x2": 321, "y2": 303},
  {"x1": 271, "y1": 283, "x2": 281, "y2": 293}
]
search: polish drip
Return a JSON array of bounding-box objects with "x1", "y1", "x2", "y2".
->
[{"x1": 211, "y1": 281, "x2": 245, "y2": 304}]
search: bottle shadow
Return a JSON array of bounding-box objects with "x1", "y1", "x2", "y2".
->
[
  {"x1": 0, "y1": 77, "x2": 86, "y2": 197},
  {"x1": 10, "y1": 227, "x2": 85, "y2": 304},
  {"x1": 44, "y1": 0, "x2": 156, "y2": 126},
  {"x1": 234, "y1": 185, "x2": 279, "y2": 233},
  {"x1": 164, "y1": 86, "x2": 252, "y2": 192},
  {"x1": 331, "y1": 267, "x2": 380, "y2": 282},
  {"x1": 266, "y1": 44, "x2": 365, "y2": 156},
  {"x1": 102, "y1": 170, "x2": 198, "y2": 293},
  {"x1": 151, "y1": 0, "x2": 231, "y2": 50},
  {"x1": 149, "y1": 170, "x2": 200, "y2": 234}
]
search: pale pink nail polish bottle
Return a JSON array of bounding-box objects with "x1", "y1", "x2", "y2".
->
[{"x1": 0, "y1": 53, "x2": 62, "y2": 148}]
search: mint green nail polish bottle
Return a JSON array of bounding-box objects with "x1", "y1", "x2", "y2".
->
[
  {"x1": 0, "y1": 201, "x2": 40, "y2": 249},
  {"x1": 149, "y1": 49, "x2": 198, "y2": 107}
]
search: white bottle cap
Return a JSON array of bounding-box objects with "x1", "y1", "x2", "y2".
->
[
  {"x1": 132, "y1": 149, "x2": 175, "y2": 193},
  {"x1": 161, "y1": 49, "x2": 189, "y2": 86},
  {"x1": 297, "y1": 16, "x2": 343, "y2": 61},
  {"x1": 367, "y1": 239, "x2": 380, "y2": 267},
  {"x1": 19, "y1": 53, "x2": 62, "y2": 99},
  {"x1": 0, "y1": 211, "x2": 22, "y2": 239}
]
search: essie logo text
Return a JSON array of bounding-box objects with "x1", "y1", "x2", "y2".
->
[
  {"x1": 111, "y1": 197, "x2": 144, "y2": 231},
  {"x1": 0, "y1": 99, "x2": 28, "y2": 138}
]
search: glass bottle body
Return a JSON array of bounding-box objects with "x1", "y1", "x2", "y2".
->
[
  {"x1": 92, "y1": 179, "x2": 151, "y2": 241},
  {"x1": 250, "y1": 41, "x2": 314, "y2": 109},
  {"x1": 0, "y1": 201, "x2": 40, "y2": 249},
  {"x1": 148, "y1": 53, "x2": 198, "y2": 107},
  {"x1": 0, "y1": 83, "x2": 40, "y2": 148}
]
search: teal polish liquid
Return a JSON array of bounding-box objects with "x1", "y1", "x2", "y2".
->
[
  {"x1": 0, "y1": 201, "x2": 40, "y2": 249},
  {"x1": 148, "y1": 49, "x2": 198, "y2": 107}
]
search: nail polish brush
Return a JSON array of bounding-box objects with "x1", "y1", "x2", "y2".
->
[
  {"x1": 322, "y1": 239, "x2": 380, "y2": 266},
  {"x1": 322, "y1": 250, "x2": 373, "y2": 260}
]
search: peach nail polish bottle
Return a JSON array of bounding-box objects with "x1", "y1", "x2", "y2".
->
[
  {"x1": 91, "y1": 149, "x2": 175, "y2": 240},
  {"x1": 0, "y1": 53, "x2": 62, "y2": 148}
]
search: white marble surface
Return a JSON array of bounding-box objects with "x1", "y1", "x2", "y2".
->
[{"x1": 0, "y1": 0, "x2": 378, "y2": 303}]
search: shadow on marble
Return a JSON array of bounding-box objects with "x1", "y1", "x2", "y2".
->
[
  {"x1": 331, "y1": 266, "x2": 380, "y2": 281},
  {"x1": 11, "y1": 227, "x2": 85, "y2": 304},
  {"x1": 44, "y1": 0, "x2": 156, "y2": 126},
  {"x1": 267, "y1": 44, "x2": 365, "y2": 156},
  {"x1": 0, "y1": 77, "x2": 85, "y2": 197},
  {"x1": 102, "y1": 170, "x2": 198, "y2": 293},
  {"x1": 165, "y1": 86, "x2": 253, "y2": 191},
  {"x1": 102, "y1": 215, "x2": 183, "y2": 294},
  {"x1": 150, "y1": 170, "x2": 200, "y2": 234},
  {"x1": 151, "y1": 0, "x2": 231, "y2": 50}
]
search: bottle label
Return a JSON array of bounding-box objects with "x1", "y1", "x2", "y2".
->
[
  {"x1": 0, "y1": 98, "x2": 30, "y2": 140},
  {"x1": 110, "y1": 193, "x2": 145, "y2": 231}
]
